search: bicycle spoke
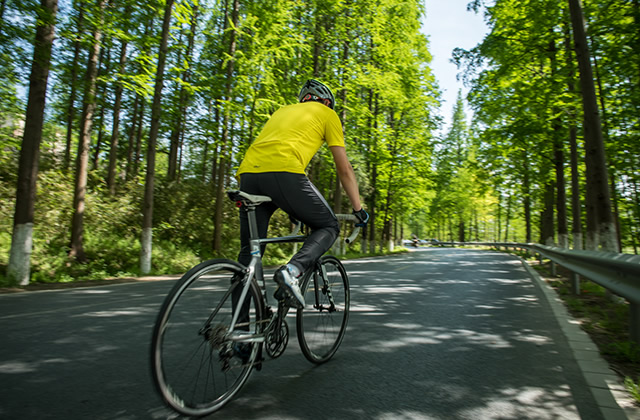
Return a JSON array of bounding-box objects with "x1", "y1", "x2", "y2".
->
[
  {"x1": 151, "y1": 260, "x2": 263, "y2": 416},
  {"x1": 297, "y1": 256, "x2": 350, "y2": 364}
]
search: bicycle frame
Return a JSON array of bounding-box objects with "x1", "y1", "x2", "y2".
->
[
  {"x1": 226, "y1": 192, "x2": 359, "y2": 339},
  {"x1": 226, "y1": 201, "x2": 305, "y2": 338}
]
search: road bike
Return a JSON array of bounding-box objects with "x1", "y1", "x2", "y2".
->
[{"x1": 150, "y1": 190, "x2": 360, "y2": 417}]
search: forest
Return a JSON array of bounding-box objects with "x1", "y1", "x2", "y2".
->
[{"x1": 0, "y1": 0, "x2": 638, "y2": 287}]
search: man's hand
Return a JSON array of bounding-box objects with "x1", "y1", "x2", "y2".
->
[{"x1": 353, "y1": 208, "x2": 369, "y2": 227}]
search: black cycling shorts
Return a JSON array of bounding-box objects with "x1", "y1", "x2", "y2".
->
[{"x1": 237, "y1": 172, "x2": 340, "y2": 272}]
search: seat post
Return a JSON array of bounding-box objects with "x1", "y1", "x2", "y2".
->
[{"x1": 244, "y1": 203, "x2": 261, "y2": 250}]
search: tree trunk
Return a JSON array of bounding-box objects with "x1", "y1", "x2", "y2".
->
[
  {"x1": 7, "y1": 0, "x2": 58, "y2": 286},
  {"x1": 91, "y1": 44, "x2": 109, "y2": 171},
  {"x1": 69, "y1": 0, "x2": 107, "y2": 262},
  {"x1": 504, "y1": 193, "x2": 511, "y2": 242},
  {"x1": 540, "y1": 181, "x2": 555, "y2": 246},
  {"x1": 564, "y1": 17, "x2": 583, "y2": 251},
  {"x1": 554, "y1": 134, "x2": 569, "y2": 248},
  {"x1": 140, "y1": 0, "x2": 174, "y2": 274},
  {"x1": 212, "y1": 0, "x2": 239, "y2": 253},
  {"x1": 167, "y1": 3, "x2": 198, "y2": 182},
  {"x1": 522, "y1": 151, "x2": 532, "y2": 243},
  {"x1": 567, "y1": 0, "x2": 618, "y2": 252},
  {"x1": 107, "y1": 38, "x2": 128, "y2": 195},
  {"x1": 333, "y1": 38, "x2": 349, "y2": 213},
  {"x1": 124, "y1": 93, "x2": 139, "y2": 181},
  {"x1": 63, "y1": 3, "x2": 83, "y2": 172}
]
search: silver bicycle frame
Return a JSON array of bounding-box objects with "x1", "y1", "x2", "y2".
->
[{"x1": 226, "y1": 199, "x2": 358, "y2": 337}]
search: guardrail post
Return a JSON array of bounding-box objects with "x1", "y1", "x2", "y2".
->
[
  {"x1": 550, "y1": 261, "x2": 557, "y2": 277},
  {"x1": 631, "y1": 302, "x2": 640, "y2": 344},
  {"x1": 570, "y1": 272, "x2": 580, "y2": 295}
]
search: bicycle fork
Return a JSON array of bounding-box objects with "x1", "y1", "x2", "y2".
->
[{"x1": 314, "y1": 260, "x2": 337, "y2": 313}]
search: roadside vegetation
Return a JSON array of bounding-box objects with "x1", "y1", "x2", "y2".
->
[{"x1": 530, "y1": 256, "x2": 640, "y2": 405}]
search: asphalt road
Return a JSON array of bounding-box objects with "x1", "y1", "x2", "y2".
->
[{"x1": 0, "y1": 248, "x2": 625, "y2": 419}]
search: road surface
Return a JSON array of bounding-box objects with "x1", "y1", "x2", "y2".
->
[{"x1": 0, "y1": 248, "x2": 632, "y2": 419}]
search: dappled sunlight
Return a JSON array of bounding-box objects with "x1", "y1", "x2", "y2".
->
[
  {"x1": 475, "y1": 304, "x2": 503, "y2": 310},
  {"x1": 458, "y1": 385, "x2": 578, "y2": 419},
  {"x1": 430, "y1": 279, "x2": 473, "y2": 285},
  {"x1": 74, "y1": 305, "x2": 156, "y2": 318},
  {"x1": 0, "y1": 357, "x2": 72, "y2": 374},
  {"x1": 0, "y1": 361, "x2": 38, "y2": 374},
  {"x1": 506, "y1": 295, "x2": 539, "y2": 304},
  {"x1": 511, "y1": 330, "x2": 553, "y2": 345},
  {"x1": 70, "y1": 289, "x2": 112, "y2": 294},
  {"x1": 75, "y1": 308, "x2": 153, "y2": 317},
  {"x1": 350, "y1": 303, "x2": 388, "y2": 314},
  {"x1": 351, "y1": 322, "x2": 556, "y2": 352},
  {"x1": 358, "y1": 285, "x2": 430, "y2": 294}
]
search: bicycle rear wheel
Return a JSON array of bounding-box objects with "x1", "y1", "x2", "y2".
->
[
  {"x1": 150, "y1": 259, "x2": 264, "y2": 417},
  {"x1": 296, "y1": 256, "x2": 350, "y2": 364}
]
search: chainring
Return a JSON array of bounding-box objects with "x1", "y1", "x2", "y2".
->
[{"x1": 264, "y1": 319, "x2": 289, "y2": 358}]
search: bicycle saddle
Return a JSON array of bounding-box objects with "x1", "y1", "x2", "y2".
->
[{"x1": 227, "y1": 190, "x2": 272, "y2": 205}]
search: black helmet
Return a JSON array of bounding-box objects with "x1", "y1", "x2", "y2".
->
[{"x1": 298, "y1": 79, "x2": 335, "y2": 109}]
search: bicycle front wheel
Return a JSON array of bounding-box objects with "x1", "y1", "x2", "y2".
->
[
  {"x1": 150, "y1": 259, "x2": 264, "y2": 417},
  {"x1": 296, "y1": 256, "x2": 350, "y2": 364}
]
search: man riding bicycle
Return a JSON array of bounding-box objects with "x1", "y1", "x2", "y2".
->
[{"x1": 236, "y1": 79, "x2": 369, "y2": 307}]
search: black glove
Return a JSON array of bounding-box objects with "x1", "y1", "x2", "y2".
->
[{"x1": 353, "y1": 208, "x2": 369, "y2": 227}]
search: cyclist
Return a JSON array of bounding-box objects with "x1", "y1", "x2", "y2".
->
[{"x1": 236, "y1": 79, "x2": 369, "y2": 308}]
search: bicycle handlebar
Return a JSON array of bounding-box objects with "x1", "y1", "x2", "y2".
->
[{"x1": 335, "y1": 214, "x2": 361, "y2": 244}]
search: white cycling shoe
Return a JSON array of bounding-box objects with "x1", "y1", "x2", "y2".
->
[{"x1": 274, "y1": 265, "x2": 305, "y2": 308}]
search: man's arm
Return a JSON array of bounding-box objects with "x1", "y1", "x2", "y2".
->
[{"x1": 330, "y1": 145, "x2": 362, "y2": 211}]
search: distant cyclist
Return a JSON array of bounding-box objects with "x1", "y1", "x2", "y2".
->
[{"x1": 236, "y1": 79, "x2": 369, "y2": 307}]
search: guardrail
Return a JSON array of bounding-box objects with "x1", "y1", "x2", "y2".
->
[{"x1": 435, "y1": 241, "x2": 640, "y2": 343}]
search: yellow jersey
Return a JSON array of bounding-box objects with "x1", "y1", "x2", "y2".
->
[{"x1": 237, "y1": 101, "x2": 345, "y2": 175}]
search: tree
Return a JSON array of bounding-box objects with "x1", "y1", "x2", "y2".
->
[
  {"x1": 69, "y1": 0, "x2": 107, "y2": 262},
  {"x1": 7, "y1": 0, "x2": 59, "y2": 286},
  {"x1": 140, "y1": 0, "x2": 174, "y2": 274},
  {"x1": 567, "y1": 0, "x2": 618, "y2": 252}
]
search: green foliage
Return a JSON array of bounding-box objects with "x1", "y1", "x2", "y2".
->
[
  {"x1": 12, "y1": 0, "x2": 638, "y2": 289},
  {"x1": 624, "y1": 377, "x2": 640, "y2": 403},
  {"x1": 604, "y1": 341, "x2": 640, "y2": 364}
]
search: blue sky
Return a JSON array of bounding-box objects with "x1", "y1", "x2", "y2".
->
[{"x1": 421, "y1": 0, "x2": 489, "y2": 134}]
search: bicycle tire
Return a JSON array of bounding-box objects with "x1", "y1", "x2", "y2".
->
[
  {"x1": 150, "y1": 259, "x2": 264, "y2": 417},
  {"x1": 296, "y1": 255, "x2": 350, "y2": 364}
]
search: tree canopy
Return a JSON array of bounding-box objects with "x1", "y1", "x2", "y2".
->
[{"x1": 1, "y1": 0, "x2": 638, "y2": 286}]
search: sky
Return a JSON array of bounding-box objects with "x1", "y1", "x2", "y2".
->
[{"x1": 421, "y1": 0, "x2": 490, "y2": 135}]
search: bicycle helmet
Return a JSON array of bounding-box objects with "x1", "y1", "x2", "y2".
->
[{"x1": 298, "y1": 79, "x2": 335, "y2": 109}]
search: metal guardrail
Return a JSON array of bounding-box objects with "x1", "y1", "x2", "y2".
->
[{"x1": 437, "y1": 241, "x2": 640, "y2": 343}]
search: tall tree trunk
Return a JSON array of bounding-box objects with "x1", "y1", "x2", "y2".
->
[
  {"x1": 124, "y1": 94, "x2": 139, "y2": 181},
  {"x1": 69, "y1": 0, "x2": 107, "y2": 262},
  {"x1": 167, "y1": 3, "x2": 198, "y2": 182},
  {"x1": 367, "y1": 91, "x2": 379, "y2": 253},
  {"x1": 504, "y1": 193, "x2": 511, "y2": 242},
  {"x1": 333, "y1": 33, "x2": 350, "y2": 213},
  {"x1": 567, "y1": 0, "x2": 618, "y2": 252},
  {"x1": 549, "y1": 34, "x2": 569, "y2": 249},
  {"x1": 7, "y1": 0, "x2": 58, "y2": 286},
  {"x1": 564, "y1": 16, "x2": 583, "y2": 251},
  {"x1": 540, "y1": 181, "x2": 555, "y2": 246},
  {"x1": 63, "y1": 2, "x2": 83, "y2": 172},
  {"x1": 522, "y1": 151, "x2": 532, "y2": 243},
  {"x1": 592, "y1": 44, "x2": 623, "y2": 253},
  {"x1": 107, "y1": 38, "x2": 128, "y2": 194},
  {"x1": 91, "y1": 44, "x2": 109, "y2": 170},
  {"x1": 140, "y1": 0, "x2": 174, "y2": 274},
  {"x1": 212, "y1": 0, "x2": 239, "y2": 253}
]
